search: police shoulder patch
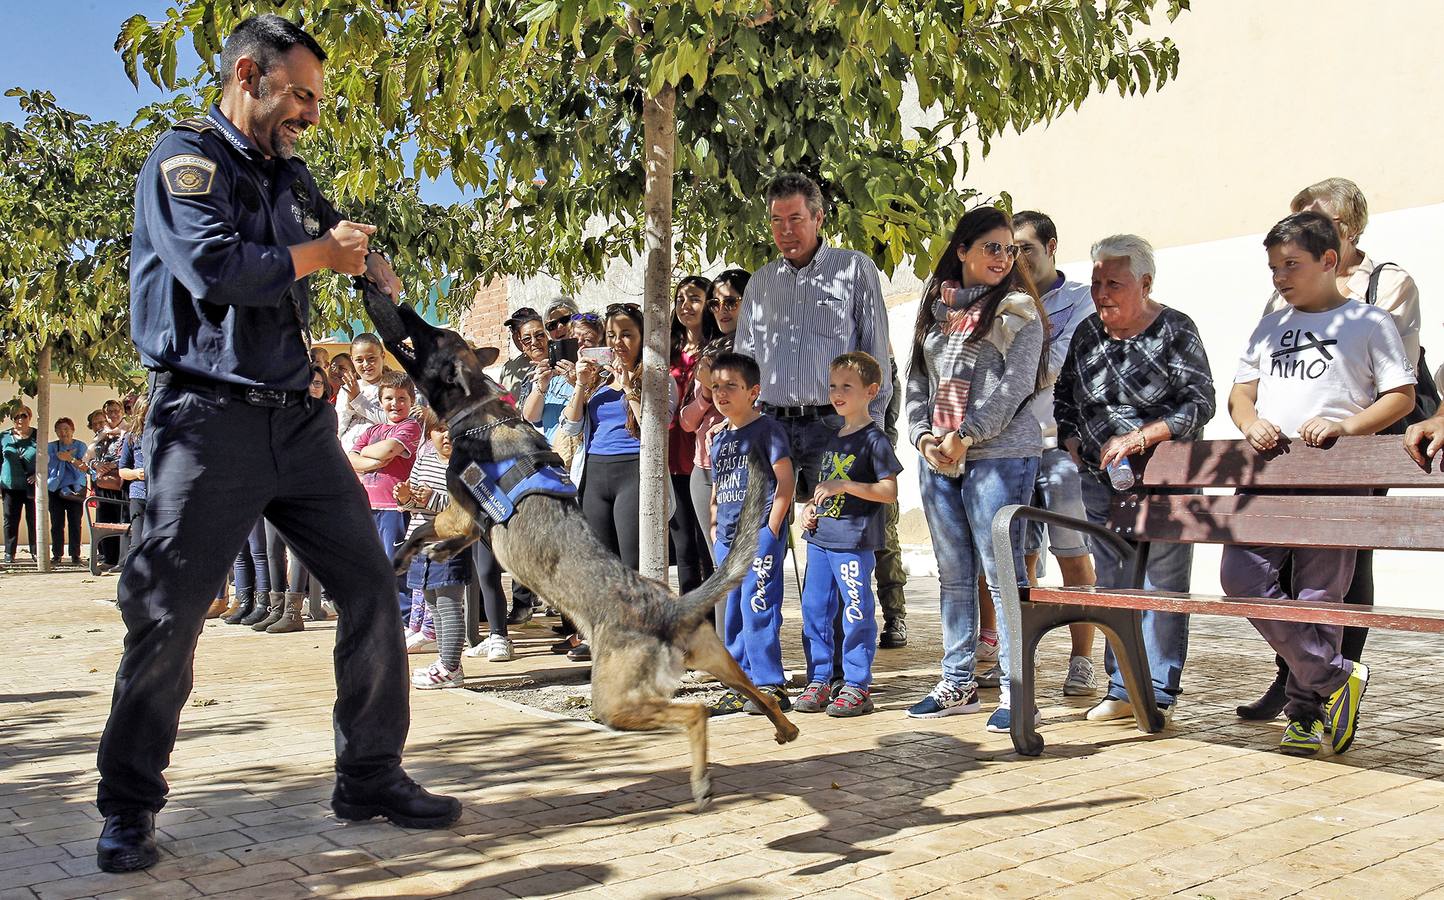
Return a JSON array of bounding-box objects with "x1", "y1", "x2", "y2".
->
[
  {"x1": 172, "y1": 117, "x2": 216, "y2": 134},
  {"x1": 160, "y1": 154, "x2": 217, "y2": 197}
]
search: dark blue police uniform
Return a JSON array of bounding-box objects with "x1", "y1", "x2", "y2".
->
[{"x1": 97, "y1": 105, "x2": 411, "y2": 816}]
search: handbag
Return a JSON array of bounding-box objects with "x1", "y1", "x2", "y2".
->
[{"x1": 1368, "y1": 262, "x2": 1440, "y2": 433}]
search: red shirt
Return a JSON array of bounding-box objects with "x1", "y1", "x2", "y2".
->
[
  {"x1": 352, "y1": 418, "x2": 422, "y2": 509},
  {"x1": 669, "y1": 349, "x2": 699, "y2": 475}
]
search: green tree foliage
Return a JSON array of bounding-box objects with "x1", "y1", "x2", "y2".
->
[{"x1": 119, "y1": 0, "x2": 1189, "y2": 285}]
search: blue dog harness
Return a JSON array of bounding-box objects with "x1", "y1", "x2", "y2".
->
[{"x1": 452, "y1": 416, "x2": 577, "y2": 526}]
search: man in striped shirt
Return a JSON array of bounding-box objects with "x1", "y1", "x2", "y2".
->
[{"x1": 734, "y1": 173, "x2": 903, "y2": 646}]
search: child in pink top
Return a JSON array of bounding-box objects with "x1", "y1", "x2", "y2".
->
[
  {"x1": 347, "y1": 372, "x2": 423, "y2": 620},
  {"x1": 679, "y1": 337, "x2": 732, "y2": 552}
]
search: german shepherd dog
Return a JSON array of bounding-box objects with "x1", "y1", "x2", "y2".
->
[{"x1": 367, "y1": 293, "x2": 799, "y2": 811}]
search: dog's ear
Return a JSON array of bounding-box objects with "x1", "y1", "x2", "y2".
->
[{"x1": 474, "y1": 346, "x2": 501, "y2": 368}]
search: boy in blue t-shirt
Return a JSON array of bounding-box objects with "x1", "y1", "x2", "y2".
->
[
  {"x1": 797, "y1": 353, "x2": 902, "y2": 717},
  {"x1": 708, "y1": 352, "x2": 795, "y2": 716}
]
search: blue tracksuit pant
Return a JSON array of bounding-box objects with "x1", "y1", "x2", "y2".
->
[
  {"x1": 800, "y1": 544, "x2": 877, "y2": 690},
  {"x1": 714, "y1": 524, "x2": 787, "y2": 688}
]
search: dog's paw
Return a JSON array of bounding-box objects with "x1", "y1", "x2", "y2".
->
[
  {"x1": 774, "y1": 719, "x2": 800, "y2": 745},
  {"x1": 691, "y1": 774, "x2": 712, "y2": 813}
]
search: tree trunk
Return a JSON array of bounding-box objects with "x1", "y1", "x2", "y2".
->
[
  {"x1": 35, "y1": 345, "x2": 51, "y2": 573},
  {"x1": 638, "y1": 84, "x2": 676, "y2": 583}
]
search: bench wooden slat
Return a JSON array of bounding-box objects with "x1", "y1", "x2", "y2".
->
[
  {"x1": 1029, "y1": 587, "x2": 1444, "y2": 633},
  {"x1": 1140, "y1": 435, "x2": 1439, "y2": 489},
  {"x1": 1106, "y1": 494, "x2": 1444, "y2": 551}
]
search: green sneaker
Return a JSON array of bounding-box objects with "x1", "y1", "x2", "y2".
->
[
  {"x1": 1326, "y1": 662, "x2": 1369, "y2": 754},
  {"x1": 1280, "y1": 717, "x2": 1325, "y2": 756}
]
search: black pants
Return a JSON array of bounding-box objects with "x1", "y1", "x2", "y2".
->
[
  {"x1": 124, "y1": 497, "x2": 148, "y2": 569},
  {"x1": 97, "y1": 380, "x2": 410, "y2": 815},
  {"x1": 2, "y1": 486, "x2": 36, "y2": 558},
  {"x1": 669, "y1": 471, "x2": 714, "y2": 593},
  {"x1": 580, "y1": 452, "x2": 641, "y2": 571},
  {"x1": 49, "y1": 492, "x2": 83, "y2": 561}
]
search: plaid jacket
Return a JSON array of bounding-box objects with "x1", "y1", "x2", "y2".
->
[{"x1": 1054, "y1": 306, "x2": 1215, "y2": 475}]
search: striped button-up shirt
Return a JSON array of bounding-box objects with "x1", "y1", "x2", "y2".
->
[{"x1": 733, "y1": 241, "x2": 893, "y2": 423}]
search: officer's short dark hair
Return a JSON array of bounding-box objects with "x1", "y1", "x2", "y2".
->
[
  {"x1": 765, "y1": 173, "x2": 825, "y2": 216},
  {"x1": 220, "y1": 15, "x2": 328, "y2": 87},
  {"x1": 712, "y1": 352, "x2": 761, "y2": 389},
  {"x1": 1012, "y1": 210, "x2": 1058, "y2": 248},
  {"x1": 1264, "y1": 211, "x2": 1340, "y2": 261}
]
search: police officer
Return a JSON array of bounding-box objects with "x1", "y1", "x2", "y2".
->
[{"x1": 96, "y1": 16, "x2": 459, "y2": 874}]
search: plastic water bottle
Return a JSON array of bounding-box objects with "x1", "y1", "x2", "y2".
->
[{"x1": 1106, "y1": 456, "x2": 1135, "y2": 490}]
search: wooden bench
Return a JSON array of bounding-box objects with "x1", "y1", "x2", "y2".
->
[
  {"x1": 991, "y1": 434, "x2": 1444, "y2": 757},
  {"x1": 85, "y1": 494, "x2": 131, "y2": 576}
]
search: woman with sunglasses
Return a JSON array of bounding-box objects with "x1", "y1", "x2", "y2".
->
[
  {"x1": 1, "y1": 405, "x2": 38, "y2": 564},
  {"x1": 570, "y1": 312, "x2": 603, "y2": 353},
  {"x1": 904, "y1": 206, "x2": 1050, "y2": 732},
  {"x1": 669, "y1": 276, "x2": 722, "y2": 593},
  {"x1": 544, "y1": 298, "x2": 579, "y2": 341},
  {"x1": 706, "y1": 268, "x2": 751, "y2": 336},
  {"x1": 559, "y1": 303, "x2": 678, "y2": 658}
]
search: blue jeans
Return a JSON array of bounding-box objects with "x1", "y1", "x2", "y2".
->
[
  {"x1": 920, "y1": 455, "x2": 1039, "y2": 695},
  {"x1": 715, "y1": 523, "x2": 788, "y2": 688},
  {"x1": 372, "y1": 509, "x2": 410, "y2": 620},
  {"x1": 800, "y1": 544, "x2": 877, "y2": 689},
  {"x1": 1079, "y1": 473, "x2": 1192, "y2": 707}
]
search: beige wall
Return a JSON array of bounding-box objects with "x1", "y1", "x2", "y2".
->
[
  {"x1": 0, "y1": 380, "x2": 127, "y2": 444},
  {"x1": 952, "y1": 0, "x2": 1444, "y2": 256}
]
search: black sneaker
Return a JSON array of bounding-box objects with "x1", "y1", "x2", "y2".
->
[
  {"x1": 96, "y1": 809, "x2": 158, "y2": 873},
  {"x1": 879, "y1": 618, "x2": 907, "y2": 649},
  {"x1": 506, "y1": 603, "x2": 535, "y2": 626},
  {"x1": 332, "y1": 770, "x2": 461, "y2": 829},
  {"x1": 743, "y1": 685, "x2": 792, "y2": 715}
]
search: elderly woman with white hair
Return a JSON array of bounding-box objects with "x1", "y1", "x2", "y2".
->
[{"x1": 1054, "y1": 234, "x2": 1216, "y2": 725}]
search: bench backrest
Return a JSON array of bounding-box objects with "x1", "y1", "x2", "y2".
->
[{"x1": 1106, "y1": 436, "x2": 1444, "y2": 551}]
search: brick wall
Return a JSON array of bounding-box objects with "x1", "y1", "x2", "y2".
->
[{"x1": 458, "y1": 278, "x2": 511, "y2": 355}]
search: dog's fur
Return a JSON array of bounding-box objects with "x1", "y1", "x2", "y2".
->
[{"x1": 375, "y1": 300, "x2": 799, "y2": 810}]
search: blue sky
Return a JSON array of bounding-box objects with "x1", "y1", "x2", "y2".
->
[{"x1": 0, "y1": 1, "x2": 467, "y2": 205}]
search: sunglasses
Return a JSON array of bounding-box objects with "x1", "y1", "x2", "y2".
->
[
  {"x1": 978, "y1": 241, "x2": 1020, "y2": 260},
  {"x1": 708, "y1": 297, "x2": 741, "y2": 311},
  {"x1": 605, "y1": 302, "x2": 642, "y2": 318},
  {"x1": 546, "y1": 316, "x2": 572, "y2": 331},
  {"x1": 571, "y1": 312, "x2": 602, "y2": 325},
  {"x1": 13, "y1": 412, "x2": 30, "y2": 420}
]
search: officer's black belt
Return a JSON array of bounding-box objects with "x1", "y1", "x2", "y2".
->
[
  {"x1": 153, "y1": 371, "x2": 306, "y2": 408},
  {"x1": 761, "y1": 403, "x2": 833, "y2": 420}
]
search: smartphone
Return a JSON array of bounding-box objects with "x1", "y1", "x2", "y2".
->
[
  {"x1": 548, "y1": 338, "x2": 579, "y2": 367},
  {"x1": 579, "y1": 346, "x2": 614, "y2": 367}
]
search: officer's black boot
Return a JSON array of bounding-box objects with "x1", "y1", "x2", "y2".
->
[
  {"x1": 222, "y1": 589, "x2": 254, "y2": 625},
  {"x1": 239, "y1": 590, "x2": 273, "y2": 626},
  {"x1": 332, "y1": 769, "x2": 461, "y2": 829},
  {"x1": 96, "y1": 809, "x2": 158, "y2": 873}
]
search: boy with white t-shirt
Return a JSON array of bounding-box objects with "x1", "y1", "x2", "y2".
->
[{"x1": 1223, "y1": 211, "x2": 1415, "y2": 758}]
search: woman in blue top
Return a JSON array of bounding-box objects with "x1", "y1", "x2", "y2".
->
[
  {"x1": 559, "y1": 303, "x2": 677, "y2": 659},
  {"x1": 47, "y1": 416, "x2": 89, "y2": 567},
  {"x1": 117, "y1": 397, "x2": 150, "y2": 569},
  {"x1": 2, "y1": 405, "x2": 38, "y2": 564}
]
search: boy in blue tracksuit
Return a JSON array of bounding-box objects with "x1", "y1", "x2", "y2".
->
[
  {"x1": 796, "y1": 352, "x2": 902, "y2": 717},
  {"x1": 708, "y1": 352, "x2": 795, "y2": 716}
]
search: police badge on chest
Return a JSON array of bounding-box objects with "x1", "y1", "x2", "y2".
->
[{"x1": 290, "y1": 182, "x2": 321, "y2": 236}]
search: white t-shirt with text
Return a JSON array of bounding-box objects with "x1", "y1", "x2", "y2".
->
[{"x1": 1235, "y1": 298, "x2": 1415, "y2": 437}]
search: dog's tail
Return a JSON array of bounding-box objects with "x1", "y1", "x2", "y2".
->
[{"x1": 675, "y1": 449, "x2": 773, "y2": 625}]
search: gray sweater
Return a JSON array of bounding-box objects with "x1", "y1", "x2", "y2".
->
[{"x1": 905, "y1": 314, "x2": 1045, "y2": 461}]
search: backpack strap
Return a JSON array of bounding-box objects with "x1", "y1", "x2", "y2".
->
[{"x1": 1365, "y1": 261, "x2": 1395, "y2": 305}]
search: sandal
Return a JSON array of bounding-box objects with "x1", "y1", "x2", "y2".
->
[
  {"x1": 551, "y1": 636, "x2": 578, "y2": 654},
  {"x1": 708, "y1": 690, "x2": 745, "y2": 717},
  {"x1": 566, "y1": 642, "x2": 591, "y2": 662}
]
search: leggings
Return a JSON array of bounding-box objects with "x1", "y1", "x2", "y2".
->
[
  {"x1": 49, "y1": 492, "x2": 83, "y2": 561},
  {"x1": 669, "y1": 471, "x2": 713, "y2": 593},
  {"x1": 425, "y1": 583, "x2": 468, "y2": 669},
  {"x1": 286, "y1": 551, "x2": 312, "y2": 595},
  {"x1": 581, "y1": 453, "x2": 641, "y2": 571},
  {"x1": 124, "y1": 497, "x2": 148, "y2": 569},
  {"x1": 2, "y1": 487, "x2": 36, "y2": 558},
  {"x1": 232, "y1": 518, "x2": 270, "y2": 594},
  {"x1": 265, "y1": 519, "x2": 289, "y2": 592},
  {"x1": 472, "y1": 541, "x2": 509, "y2": 637}
]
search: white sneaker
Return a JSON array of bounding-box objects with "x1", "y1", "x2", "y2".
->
[
  {"x1": 486, "y1": 634, "x2": 514, "y2": 662},
  {"x1": 405, "y1": 631, "x2": 436, "y2": 654},
  {"x1": 1063, "y1": 656, "x2": 1097, "y2": 696},
  {"x1": 977, "y1": 634, "x2": 1000, "y2": 667},
  {"x1": 1086, "y1": 697, "x2": 1134, "y2": 721},
  {"x1": 412, "y1": 662, "x2": 463, "y2": 689}
]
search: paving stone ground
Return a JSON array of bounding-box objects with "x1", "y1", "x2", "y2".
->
[{"x1": 4, "y1": 568, "x2": 1444, "y2": 899}]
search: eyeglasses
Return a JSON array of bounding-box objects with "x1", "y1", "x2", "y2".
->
[
  {"x1": 546, "y1": 316, "x2": 572, "y2": 331},
  {"x1": 518, "y1": 332, "x2": 545, "y2": 346},
  {"x1": 708, "y1": 297, "x2": 741, "y2": 311},
  {"x1": 978, "y1": 241, "x2": 1020, "y2": 260},
  {"x1": 13, "y1": 412, "x2": 30, "y2": 420}
]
